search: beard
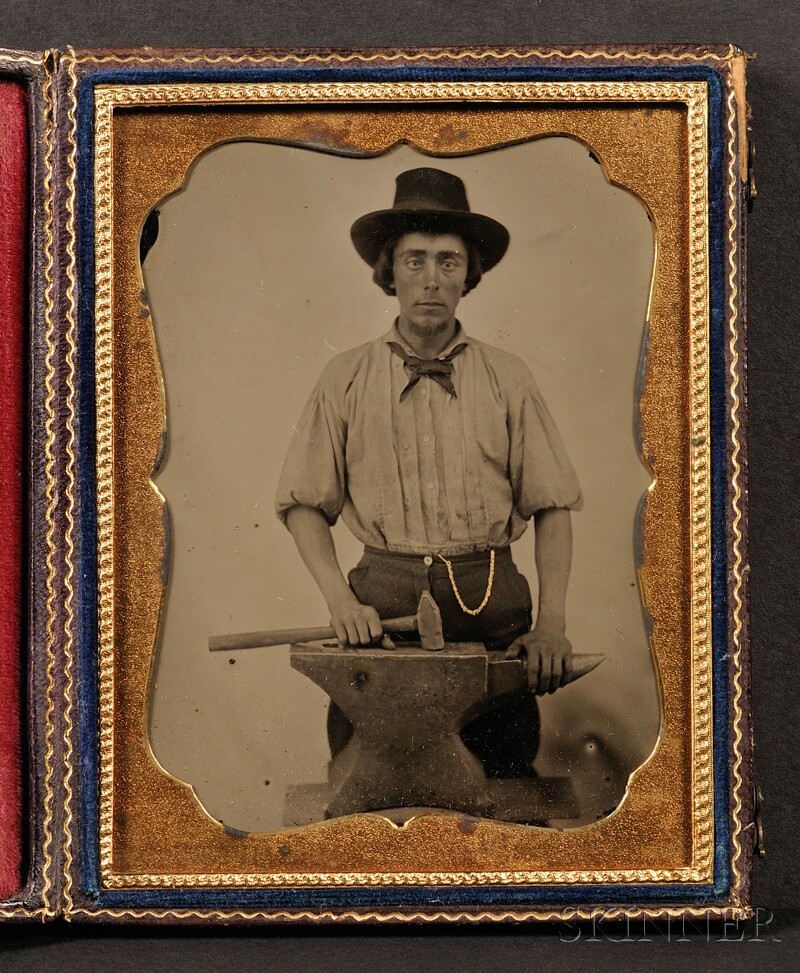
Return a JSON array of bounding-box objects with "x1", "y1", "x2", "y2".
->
[{"x1": 406, "y1": 318, "x2": 450, "y2": 339}]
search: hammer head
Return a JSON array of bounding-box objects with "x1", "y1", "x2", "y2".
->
[{"x1": 417, "y1": 590, "x2": 445, "y2": 651}]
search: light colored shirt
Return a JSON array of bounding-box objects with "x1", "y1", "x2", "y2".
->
[{"x1": 276, "y1": 324, "x2": 582, "y2": 556}]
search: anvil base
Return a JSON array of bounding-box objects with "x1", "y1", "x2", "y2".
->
[
  {"x1": 289, "y1": 641, "x2": 579, "y2": 824},
  {"x1": 284, "y1": 777, "x2": 579, "y2": 828}
]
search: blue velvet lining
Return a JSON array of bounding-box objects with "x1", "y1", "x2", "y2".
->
[
  {"x1": 74, "y1": 59, "x2": 734, "y2": 910},
  {"x1": 78, "y1": 61, "x2": 724, "y2": 87},
  {"x1": 92, "y1": 880, "x2": 728, "y2": 912},
  {"x1": 706, "y1": 63, "x2": 733, "y2": 898},
  {"x1": 75, "y1": 81, "x2": 100, "y2": 896}
]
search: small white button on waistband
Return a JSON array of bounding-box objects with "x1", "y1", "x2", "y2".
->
[{"x1": 423, "y1": 555, "x2": 433, "y2": 566}]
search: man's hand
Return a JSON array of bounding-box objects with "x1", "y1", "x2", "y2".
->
[
  {"x1": 328, "y1": 594, "x2": 384, "y2": 647},
  {"x1": 505, "y1": 618, "x2": 573, "y2": 695},
  {"x1": 285, "y1": 507, "x2": 386, "y2": 647}
]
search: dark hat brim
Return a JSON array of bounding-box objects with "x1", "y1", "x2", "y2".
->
[{"x1": 350, "y1": 209, "x2": 509, "y2": 273}]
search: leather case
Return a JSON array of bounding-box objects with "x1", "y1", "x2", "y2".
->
[
  {"x1": 0, "y1": 49, "x2": 57, "y2": 919},
  {"x1": 1, "y1": 44, "x2": 755, "y2": 924}
]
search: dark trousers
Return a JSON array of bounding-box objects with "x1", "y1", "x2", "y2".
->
[{"x1": 327, "y1": 547, "x2": 540, "y2": 778}]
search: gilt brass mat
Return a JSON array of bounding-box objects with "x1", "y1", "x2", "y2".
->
[{"x1": 94, "y1": 82, "x2": 711, "y2": 888}]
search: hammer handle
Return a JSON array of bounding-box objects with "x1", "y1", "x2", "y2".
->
[{"x1": 209, "y1": 614, "x2": 418, "y2": 652}]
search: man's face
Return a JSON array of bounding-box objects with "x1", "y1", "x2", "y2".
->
[{"x1": 392, "y1": 232, "x2": 469, "y2": 340}]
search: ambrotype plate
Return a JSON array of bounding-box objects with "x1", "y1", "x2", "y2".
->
[{"x1": 58, "y1": 46, "x2": 754, "y2": 923}]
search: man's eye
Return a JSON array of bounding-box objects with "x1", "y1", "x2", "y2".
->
[
  {"x1": 405, "y1": 258, "x2": 422, "y2": 269},
  {"x1": 441, "y1": 260, "x2": 457, "y2": 271}
]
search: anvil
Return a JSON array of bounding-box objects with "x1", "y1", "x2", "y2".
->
[{"x1": 291, "y1": 641, "x2": 584, "y2": 822}]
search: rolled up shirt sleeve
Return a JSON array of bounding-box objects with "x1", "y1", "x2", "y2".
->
[
  {"x1": 275, "y1": 365, "x2": 348, "y2": 527},
  {"x1": 507, "y1": 360, "x2": 583, "y2": 519}
]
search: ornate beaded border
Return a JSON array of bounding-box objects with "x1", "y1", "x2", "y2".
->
[
  {"x1": 57, "y1": 50, "x2": 82, "y2": 916},
  {"x1": 65, "y1": 902, "x2": 750, "y2": 925},
  {"x1": 38, "y1": 53, "x2": 63, "y2": 919},
  {"x1": 71, "y1": 44, "x2": 739, "y2": 69},
  {"x1": 723, "y1": 74, "x2": 749, "y2": 910},
  {"x1": 89, "y1": 77, "x2": 718, "y2": 892}
]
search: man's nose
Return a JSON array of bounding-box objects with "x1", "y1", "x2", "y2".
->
[{"x1": 423, "y1": 260, "x2": 440, "y2": 288}]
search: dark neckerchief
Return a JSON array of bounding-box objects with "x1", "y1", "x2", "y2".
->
[{"x1": 387, "y1": 340, "x2": 468, "y2": 402}]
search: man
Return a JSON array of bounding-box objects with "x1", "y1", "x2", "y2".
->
[{"x1": 276, "y1": 167, "x2": 582, "y2": 777}]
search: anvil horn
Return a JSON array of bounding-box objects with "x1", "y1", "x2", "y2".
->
[{"x1": 565, "y1": 653, "x2": 605, "y2": 684}]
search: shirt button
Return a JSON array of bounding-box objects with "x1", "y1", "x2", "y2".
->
[
  {"x1": 423, "y1": 435, "x2": 430, "y2": 443},
  {"x1": 423, "y1": 555, "x2": 433, "y2": 566},
  {"x1": 426, "y1": 482, "x2": 434, "y2": 490}
]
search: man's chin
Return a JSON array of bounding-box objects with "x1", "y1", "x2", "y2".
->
[{"x1": 406, "y1": 318, "x2": 450, "y2": 339}]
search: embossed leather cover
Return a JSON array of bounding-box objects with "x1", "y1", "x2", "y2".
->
[
  {"x1": 0, "y1": 50, "x2": 56, "y2": 920},
  {"x1": 0, "y1": 75, "x2": 27, "y2": 904}
]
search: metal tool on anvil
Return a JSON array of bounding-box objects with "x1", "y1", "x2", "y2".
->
[{"x1": 210, "y1": 592, "x2": 605, "y2": 685}]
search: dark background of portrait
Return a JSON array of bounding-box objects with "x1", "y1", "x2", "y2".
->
[{"x1": 2, "y1": 1, "x2": 798, "y2": 970}]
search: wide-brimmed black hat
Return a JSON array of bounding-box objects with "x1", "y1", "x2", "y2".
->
[{"x1": 350, "y1": 167, "x2": 509, "y2": 272}]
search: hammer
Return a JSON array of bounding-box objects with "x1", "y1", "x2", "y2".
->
[
  {"x1": 209, "y1": 590, "x2": 445, "y2": 652},
  {"x1": 209, "y1": 594, "x2": 605, "y2": 685}
]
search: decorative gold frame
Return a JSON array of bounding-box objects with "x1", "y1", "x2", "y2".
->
[{"x1": 57, "y1": 47, "x2": 751, "y2": 922}]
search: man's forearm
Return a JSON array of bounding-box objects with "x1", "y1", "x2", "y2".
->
[
  {"x1": 507, "y1": 507, "x2": 573, "y2": 693},
  {"x1": 533, "y1": 507, "x2": 572, "y2": 629},
  {"x1": 285, "y1": 505, "x2": 382, "y2": 645},
  {"x1": 284, "y1": 505, "x2": 356, "y2": 611}
]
